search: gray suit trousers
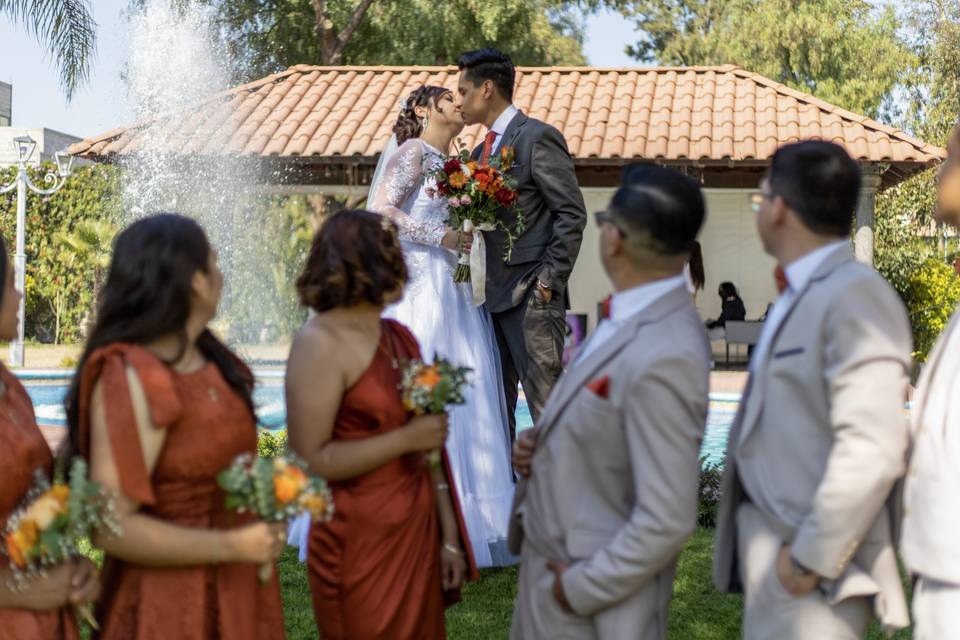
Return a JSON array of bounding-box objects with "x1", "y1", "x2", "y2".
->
[
  {"x1": 737, "y1": 504, "x2": 871, "y2": 639},
  {"x1": 492, "y1": 285, "x2": 566, "y2": 443}
]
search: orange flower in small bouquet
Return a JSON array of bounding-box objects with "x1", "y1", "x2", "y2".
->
[
  {"x1": 3, "y1": 458, "x2": 120, "y2": 630},
  {"x1": 217, "y1": 453, "x2": 333, "y2": 581},
  {"x1": 400, "y1": 357, "x2": 472, "y2": 468},
  {"x1": 430, "y1": 141, "x2": 525, "y2": 303}
]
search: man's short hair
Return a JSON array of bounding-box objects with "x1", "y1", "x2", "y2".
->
[
  {"x1": 457, "y1": 48, "x2": 515, "y2": 102},
  {"x1": 611, "y1": 164, "x2": 706, "y2": 255},
  {"x1": 767, "y1": 140, "x2": 861, "y2": 237}
]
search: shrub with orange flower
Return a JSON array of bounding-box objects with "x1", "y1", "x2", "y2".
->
[
  {"x1": 218, "y1": 452, "x2": 333, "y2": 581},
  {"x1": 400, "y1": 357, "x2": 472, "y2": 468}
]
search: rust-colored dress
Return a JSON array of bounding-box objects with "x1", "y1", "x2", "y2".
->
[
  {"x1": 308, "y1": 319, "x2": 479, "y2": 640},
  {"x1": 76, "y1": 344, "x2": 285, "y2": 640},
  {"x1": 0, "y1": 363, "x2": 79, "y2": 640}
]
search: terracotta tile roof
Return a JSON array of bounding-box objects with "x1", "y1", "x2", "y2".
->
[{"x1": 69, "y1": 64, "x2": 944, "y2": 168}]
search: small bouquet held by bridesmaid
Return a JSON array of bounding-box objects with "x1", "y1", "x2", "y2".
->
[
  {"x1": 3, "y1": 458, "x2": 120, "y2": 629},
  {"x1": 400, "y1": 357, "x2": 472, "y2": 468},
  {"x1": 217, "y1": 453, "x2": 333, "y2": 581},
  {"x1": 430, "y1": 143, "x2": 524, "y2": 304}
]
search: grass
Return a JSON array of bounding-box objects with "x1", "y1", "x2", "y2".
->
[{"x1": 275, "y1": 529, "x2": 915, "y2": 639}]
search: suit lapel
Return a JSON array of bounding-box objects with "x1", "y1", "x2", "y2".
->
[
  {"x1": 737, "y1": 246, "x2": 854, "y2": 446},
  {"x1": 470, "y1": 110, "x2": 527, "y2": 160},
  {"x1": 537, "y1": 286, "x2": 691, "y2": 440}
]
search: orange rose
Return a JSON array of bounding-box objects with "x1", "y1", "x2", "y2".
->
[
  {"x1": 448, "y1": 172, "x2": 467, "y2": 188},
  {"x1": 466, "y1": 161, "x2": 478, "y2": 173},
  {"x1": 273, "y1": 473, "x2": 301, "y2": 505},
  {"x1": 49, "y1": 485, "x2": 70, "y2": 507},
  {"x1": 299, "y1": 493, "x2": 328, "y2": 519},
  {"x1": 5, "y1": 533, "x2": 25, "y2": 568},
  {"x1": 415, "y1": 366, "x2": 442, "y2": 389}
]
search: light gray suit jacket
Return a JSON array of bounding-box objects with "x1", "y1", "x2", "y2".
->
[
  {"x1": 712, "y1": 246, "x2": 912, "y2": 631},
  {"x1": 509, "y1": 285, "x2": 710, "y2": 638},
  {"x1": 902, "y1": 310, "x2": 960, "y2": 584}
]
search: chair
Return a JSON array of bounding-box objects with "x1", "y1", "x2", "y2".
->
[{"x1": 723, "y1": 320, "x2": 764, "y2": 367}]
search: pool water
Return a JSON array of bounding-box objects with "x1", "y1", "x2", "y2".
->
[{"x1": 22, "y1": 378, "x2": 736, "y2": 464}]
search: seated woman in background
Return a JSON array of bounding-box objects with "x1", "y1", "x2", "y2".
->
[
  {"x1": 286, "y1": 209, "x2": 477, "y2": 640},
  {"x1": 705, "y1": 281, "x2": 747, "y2": 340}
]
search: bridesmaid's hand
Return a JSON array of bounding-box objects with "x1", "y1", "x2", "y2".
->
[
  {"x1": 15, "y1": 562, "x2": 74, "y2": 611},
  {"x1": 404, "y1": 414, "x2": 449, "y2": 453},
  {"x1": 225, "y1": 522, "x2": 287, "y2": 565},
  {"x1": 68, "y1": 557, "x2": 101, "y2": 605},
  {"x1": 440, "y1": 545, "x2": 466, "y2": 591},
  {"x1": 513, "y1": 428, "x2": 538, "y2": 478}
]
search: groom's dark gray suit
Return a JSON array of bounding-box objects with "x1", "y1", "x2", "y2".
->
[{"x1": 473, "y1": 110, "x2": 587, "y2": 441}]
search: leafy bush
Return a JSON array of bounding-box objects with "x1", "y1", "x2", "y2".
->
[
  {"x1": 257, "y1": 430, "x2": 288, "y2": 458},
  {"x1": 902, "y1": 258, "x2": 960, "y2": 361},
  {"x1": 698, "y1": 456, "x2": 724, "y2": 528}
]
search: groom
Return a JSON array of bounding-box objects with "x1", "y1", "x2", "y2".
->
[{"x1": 456, "y1": 48, "x2": 587, "y2": 442}]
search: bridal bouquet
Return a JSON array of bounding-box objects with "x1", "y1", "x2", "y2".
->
[
  {"x1": 217, "y1": 453, "x2": 333, "y2": 581},
  {"x1": 400, "y1": 357, "x2": 472, "y2": 468},
  {"x1": 3, "y1": 458, "x2": 120, "y2": 629},
  {"x1": 431, "y1": 143, "x2": 524, "y2": 305}
]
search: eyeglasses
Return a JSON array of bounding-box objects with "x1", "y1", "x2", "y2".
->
[
  {"x1": 594, "y1": 211, "x2": 628, "y2": 236},
  {"x1": 749, "y1": 190, "x2": 774, "y2": 214}
]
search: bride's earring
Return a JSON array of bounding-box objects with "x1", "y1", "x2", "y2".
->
[{"x1": 422, "y1": 114, "x2": 430, "y2": 133}]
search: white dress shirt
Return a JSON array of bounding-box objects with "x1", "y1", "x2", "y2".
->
[
  {"x1": 576, "y1": 275, "x2": 687, "y2": 364},
  {"x1": 487, "y1": 104, "x2": 519, "y2": 154},
  {"x1": 749, "y1": 240, "x2": 849, "y2": 372}
]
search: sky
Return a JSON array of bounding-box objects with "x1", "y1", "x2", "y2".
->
[{"x1": 0, "y1": 4, "x2": 638, "y2": 140}]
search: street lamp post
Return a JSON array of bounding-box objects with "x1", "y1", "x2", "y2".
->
[{"x1": 0, "y1": 136, "x2": 73, "y2": 367}]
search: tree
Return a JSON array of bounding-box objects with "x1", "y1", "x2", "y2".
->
[
  {"x1": 0, "y1": 0, "x2": 97, "y2": 100},
  {"x1": 186, "y1": 0, "x2": 586, "y2": 82},
  {"x1": 615, "y1": 0, "x2": 912, "y2": 118}
]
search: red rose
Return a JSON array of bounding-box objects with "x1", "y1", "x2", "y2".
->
[
  {"x1": 494, "y1": 188, "x2": 517, "y2": 207},
  {"x1": 443, "y1": 159, "x2": 462, "y2": 175}
]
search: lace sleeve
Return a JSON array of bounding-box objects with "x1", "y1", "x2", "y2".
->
[{"x1": 369, "y1": 141, "x2": 448, "y2": 247}]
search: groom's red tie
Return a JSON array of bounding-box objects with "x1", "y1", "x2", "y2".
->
[{"x1": 480, "y1": 130, "x2": 497, "y2": 165}]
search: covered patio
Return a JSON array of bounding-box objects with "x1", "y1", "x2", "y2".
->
[{"x1": 69, "y1": 64, "x2": 945, "y2": 329}]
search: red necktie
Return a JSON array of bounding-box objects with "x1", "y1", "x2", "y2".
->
[{"x1": 480, "y1": 130, "x2": 497, "y2": 165}]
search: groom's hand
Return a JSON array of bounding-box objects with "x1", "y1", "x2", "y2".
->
[
  {"x1": 513, "y1": 428, "x2": 538, "y2": 478},
  {"x1": 536, "y1": 280, "x2": 553, "y2": 303},
  {"x1": 547, "y1": 560, "x2": 573, "y2": 612}
]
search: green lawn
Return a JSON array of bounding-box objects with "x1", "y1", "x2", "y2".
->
[{"x1": 277, "y1": 529, "x2": 914, "y2": 639}]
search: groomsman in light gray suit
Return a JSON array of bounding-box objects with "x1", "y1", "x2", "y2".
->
[
  {"x1": 509, "y1": 165, "x2": 711, "y2": 639},
  {"x1": 713, "y1": 141, "x2": 912, "y2": 638},
  {"x1": 902, "y1": 124, "x2": 960, "y2": 639}
]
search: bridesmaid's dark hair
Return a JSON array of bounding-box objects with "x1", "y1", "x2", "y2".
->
[
  {"x1": 394, "y1": 85, "x2": 452, "y2": 145},
  {"x1": 65, "y1": 213, "x2": 254, "y2": 453},
  {"x1": 297, "y1": 209, "x2": 407, "y2": 313}
]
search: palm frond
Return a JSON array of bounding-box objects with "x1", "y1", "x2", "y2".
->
[{"x1": 0, "y1": 0, "x2": 97, "y2": 101}]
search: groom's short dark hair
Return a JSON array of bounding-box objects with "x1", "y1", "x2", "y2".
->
[
  {"x1": 458, "y1": 48, "x2": 515, "y2": 101},
  {"x1": 611, "y1": 164, "x2": 705, "y2": 256}
]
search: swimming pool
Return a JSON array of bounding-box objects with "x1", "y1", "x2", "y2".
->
[{"x1": 20, "y1": 372, "x2": 737, "y2": 464}]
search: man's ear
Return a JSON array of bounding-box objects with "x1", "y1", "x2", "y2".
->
[{"x1": 482, "y1": 79, "x2": 494, "y2": 100}]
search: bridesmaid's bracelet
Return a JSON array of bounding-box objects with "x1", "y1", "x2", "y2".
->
[
  {"x1": 435, "y1": 483, "x2": 450, "y2": 491},
  {"x1": 442, "y1": 543, "x2": 464, "y2": 556}
]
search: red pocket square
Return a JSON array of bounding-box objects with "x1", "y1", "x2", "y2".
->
[{"x1": 586, "y1": 375, "x2": 610, "y2": 399}]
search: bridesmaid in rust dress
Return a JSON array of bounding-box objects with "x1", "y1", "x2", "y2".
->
[
  {"x1": 63, "y1": 214, "x2": 286, "y2": 640},
  {"x1": 0, "y1": 235, "x2": 100, "y2": 639},
  {"x1": 287, "y1": 210, "x2": 479, "y2": 640}
]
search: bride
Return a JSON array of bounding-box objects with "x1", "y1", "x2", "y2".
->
[{"x1": 365, "y1": 85, "x2": 516, "y2": 567}]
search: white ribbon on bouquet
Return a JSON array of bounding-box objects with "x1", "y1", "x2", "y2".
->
[{"x1": 460, "y1": 219, "x2": 495, "y2": 306}]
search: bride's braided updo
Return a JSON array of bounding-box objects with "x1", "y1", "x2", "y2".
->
[{"x1": 393, "y1": 85, "x2": 451, "y2": 145}]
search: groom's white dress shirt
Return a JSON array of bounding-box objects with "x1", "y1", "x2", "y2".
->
[
  {"x1": 577, "y1": 274, "x2": 687, "y2": 364},
  {"x1": 488, "y1": 104, "x2": 519, "y2": 154}
]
